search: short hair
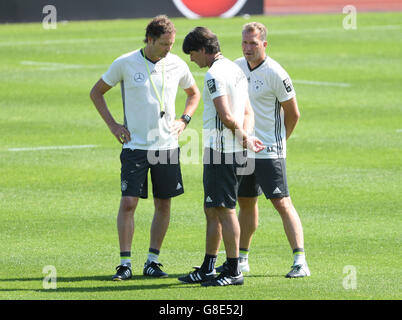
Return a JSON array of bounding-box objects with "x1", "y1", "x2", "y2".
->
[
  {"x1": 144, "y1": 15, "x2": 176, "y2": 43},
  {"x1": 182, "y1": 27, "x2": 221, "y2": 54},
  {"x1": 242, "y1": 22, "x2": 267, "y2": 41}
]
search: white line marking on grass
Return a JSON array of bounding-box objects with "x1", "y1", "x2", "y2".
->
[
  {"x1": 22, "y1": 62, "x2": 352, "y2": 87},
  {"x1": 396, "y1": 129, "x2": 402, "y2": 133},
  {"x1": 20, "y1": 60, "x2": 107, "y2": 70},
  {"x1": 0, "y1": 36, "x2": 144, "y2": 47},
  {"x1": 270, "y1": 24, "x2": 402, "y2": 35},
  {"x1": 1, "y1": 25, "x2": 400, "y2": 47},
  {"x1": 8, "y1": 145, "x2": 98, "y2": 152},
  {"x1": 293, "y1": 79, "x2": 351, "y2": 87}
]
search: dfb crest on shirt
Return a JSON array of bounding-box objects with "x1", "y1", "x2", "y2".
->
[
  {"x1": 207, "y1": 79, "x2": 217, "y2": 94},
  {"x1": 283, "y1": 78, "x2": 293, "y2": 93},
  {"x1": 253, "y1": 79, "x2": 264, "y2": 92}
]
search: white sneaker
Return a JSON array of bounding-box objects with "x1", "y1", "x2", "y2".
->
[{"x1": 285, "y1": 263, "x2": 311, "y2": 278}]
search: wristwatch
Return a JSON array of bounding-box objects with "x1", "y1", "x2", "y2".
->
[{"x1": 180, "y1": 114, "x2": 191, "y2": 125}]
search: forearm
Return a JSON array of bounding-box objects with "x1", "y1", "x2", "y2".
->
[
  {"x1": 284, "y1": 116, "x2": 299, "y2": 140},
  {"x1": 182, "y1": 93, "x2": 199, "y2": 117},
  {"x1": 281, "y1": 97, "x2": 300, "y2": 140},
  {"x1": 213, "y1": 95, "x2": 248, "y2": 145},
  {"x1": 243, "y1": 99, "x2": 255, "y2": 134},
  {"x1": 219, "y1": 114, "x2": 248, "y2": 146},
  {"x1": 90, "y1": 78, "x2": 130, "y2": 144},
  {"x1": 212, "y1": 96, "x2": 264, "y2": 153},
  {"x1": 90, "y1": 90, "x2": 118, "y2": 130},
  {"x1": 243, "y1": 116, "x2": 254, "y2": 135},
  {"x1": 181, "y1": 84, "x2": 200, "y2": 117}
]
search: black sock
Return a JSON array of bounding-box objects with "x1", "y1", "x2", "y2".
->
[
  {"x1": 200, "y1": 254, "x2": 217, "y2": 273},
  {"x1": 149, "y1": 248, "x2": 160, "y2": 255},
  {"x1": 226, "y1": 257, "x2": 240, "y2": 276}
]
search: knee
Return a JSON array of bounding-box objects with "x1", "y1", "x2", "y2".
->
[
  {"x1": 204, "y1": 207, "x2": 219, "y2": 222},
  {"x1": 238, "y1": 197, "x2": 258, "y2": 212},
  {"x1": 120, "y1": 196, "x2": 138, "y2": 213},
  {"x1": 154, "y1": 198, "x2": 171, "y2": 216},
  {"x1": 271, "y1": 197, "x2": 293, "y2": 214}
]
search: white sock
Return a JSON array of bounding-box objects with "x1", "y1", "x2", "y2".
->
[
  {"x1": 293, "y1": 252, "x2": 306, "y2": 266},
  {"x1": 239, "y1": 249, "x2": 249, "y2": 262},
  {"x1": 147, "y1": 253, "x2": 159, "y2": 264},
  {"x1": 120, "y1": 258, "x2": 131, "y2": 266}
]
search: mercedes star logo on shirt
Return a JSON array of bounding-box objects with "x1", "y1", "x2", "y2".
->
[{"x1": 134, "y1": 72, "x2": 145, "y2": 82}]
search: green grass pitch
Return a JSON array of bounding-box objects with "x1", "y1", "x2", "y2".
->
[{"x1": 0, "y1": 12, "x2": 401, "y2": 300}]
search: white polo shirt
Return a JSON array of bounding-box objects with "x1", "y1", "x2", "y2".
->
[
  {"x1": 235, "y1": 56, "x2": 296, "y2": 159},
  {"x1": 203, "y1": 57, "x2": 249, "y2": 153},
  {"x1": 102, "y1": 49, "x2": 195, "y2": 150}
]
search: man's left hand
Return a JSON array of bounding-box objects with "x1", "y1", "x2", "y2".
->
[{"x1": 170, "y1": 119, "x2": 187, "y2": 138}]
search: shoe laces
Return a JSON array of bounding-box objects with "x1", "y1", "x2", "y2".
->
[
  {"x1": 186, "y1": 266, "x2": 202, "y2": 276},
  {"x1": 291, "y1": 264, "x2": 302, "y2": 272},
  {"x1": 149, "y1": 261, "x2": 164, "y2": 271},
  {"x1": 116, "y1": 264, "x2": 131, "y2": 272}
]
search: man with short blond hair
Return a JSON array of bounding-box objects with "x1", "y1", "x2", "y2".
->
[
  {"x1": 217, "y1": 22, "x2": 310, "y2": 278},
  {"x1": 242, "y1": 21, "x2": 267, "y2": 40}
]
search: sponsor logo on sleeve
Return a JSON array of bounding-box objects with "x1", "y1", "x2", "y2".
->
[
  {"x1": 207, "y1": 78, "x2": 217, "y2": 94},
  {"x1": 283, "y1": 78, "x2": 293, "y2": 93}
]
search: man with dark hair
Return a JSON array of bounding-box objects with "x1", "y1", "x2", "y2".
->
[
  {"x1": 182, "y1": 26, "x2": 221, "y2": 54},
  {"x1": 144, "y1": 15, "x2": 176, "y2": 44},
  {"x1": 178, "y1": 27, "x2": 264, "y2": 287},
  {"x1": 90, "y1": 15, "x2": 200, "y2": 281}
]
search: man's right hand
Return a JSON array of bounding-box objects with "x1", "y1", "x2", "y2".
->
[
  {"x1": 243, "y1": 135, "x2": 265, "y2": 153},
  {"x1": 110, "y1": 122, "x2": 131, "y2": 144}
]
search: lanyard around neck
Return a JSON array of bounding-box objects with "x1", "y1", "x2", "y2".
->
[{"x1": 142, "y1": 48, "x2": 165, "y2": 117}]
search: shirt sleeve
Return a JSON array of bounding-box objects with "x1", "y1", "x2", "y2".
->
[
  {"x1": 270, "y1": 67, "x2": 296, "y2": 103},
  {"x1": 204, "y1": 70, "x2": 227, "y2": 100},
  {"x1": 102, "y1": 58, "x2": 123, "y2": 87},
  {"x1": 178, "y1": 61, "x2": 196, "y2": 89}
]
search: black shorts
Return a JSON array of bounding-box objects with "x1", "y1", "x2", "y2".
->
[
  {"x1": 238, "y1": 158, "x2": 289, "y2": 199},
  {"x1": 120, "y1": 148, "x2": 183, "y2": 199},
  {"x1": 203, "y1": 148, "x2": 247, "y2": 209}
]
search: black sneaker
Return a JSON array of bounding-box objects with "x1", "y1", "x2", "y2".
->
[
  {"x1": 143, "y1": 261, "x2": 168, "y2": 278},
  {"x1": 178, "y1": 267, "x2": 216, "y2": 284},
  {"x1": 112, "y1": 264, "x2": 132, "y2": 281},
  {"x1": 201, "y1": 270, "x2": 244, "y2": 287}
]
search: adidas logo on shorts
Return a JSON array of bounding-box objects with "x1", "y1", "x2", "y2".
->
[{"x1": 273, "y1": 187, "x2": 282, "y2": 194}]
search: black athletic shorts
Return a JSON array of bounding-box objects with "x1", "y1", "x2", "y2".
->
[
  {"x1": 238, "y1": 158, "x2": 289, "y2": 199},
  {"x1": 203, "y1": 148, "x2": 247, "y2": 209},
  {"x1": 120, "y1": 148, "x2": 183, "y2": 199}
]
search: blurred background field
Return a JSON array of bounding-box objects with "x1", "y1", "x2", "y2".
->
[{"x1": 0, "y1": 5, "x2": 401, "y2": 300}]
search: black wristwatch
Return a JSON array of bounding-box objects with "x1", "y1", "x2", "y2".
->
[{"x1": 180, "y1": 114, "x2": 191, "y2": 125}]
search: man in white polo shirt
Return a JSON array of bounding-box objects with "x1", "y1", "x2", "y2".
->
[
  {"x1": 217, "y1": 22, "x2": 310, "y2": 278},
  {"x1": 90, "y1": 15, "x2": 200, "y2": 280}
]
